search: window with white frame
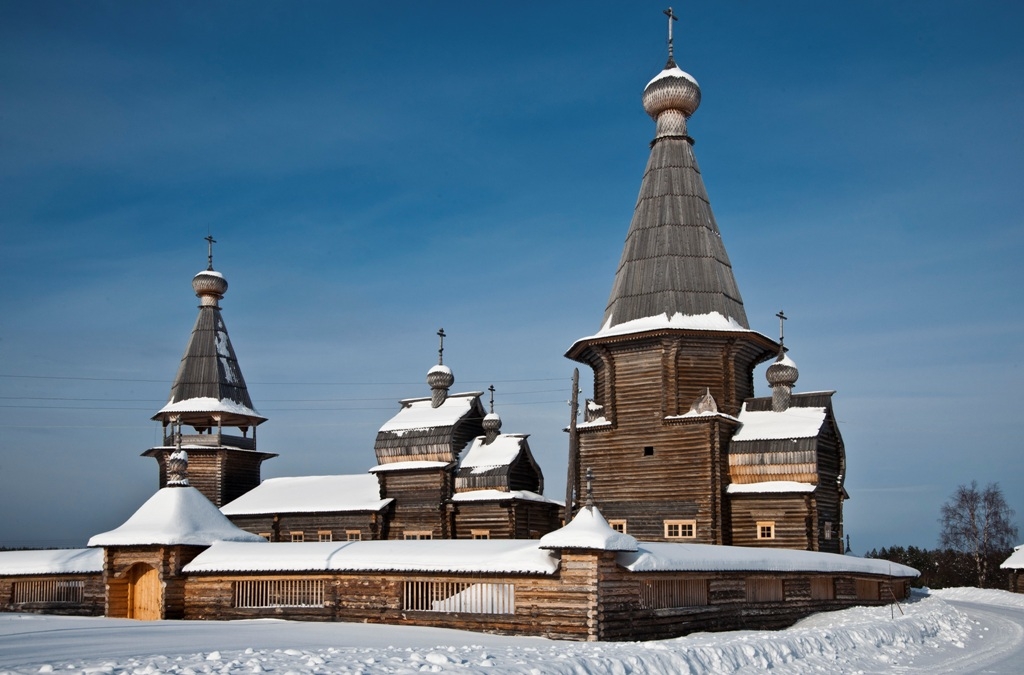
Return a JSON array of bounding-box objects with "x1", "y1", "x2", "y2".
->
[
  {"x1": 608, "y1": 519, "x2": 627, "y2": 534},
  {"x1": 346, "y1": 530, "x2": 362, "y2": 541},
  {"x1": 664, "y1": 519, "x2": 696, "y2": 538},
  {"x1": 290, "y1": 531, "x2": 305, "y2": 543},
  {"x1": 317, "y1": 530, "x2": 332, "y2": 542},
  {"x1": 757, "y1": 521, "x2": 775, "y2": 540},
  {"x1": 404, "y1": 531, "x2": 433, "y2": 540}
]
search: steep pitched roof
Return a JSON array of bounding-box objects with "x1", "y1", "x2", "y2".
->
[
  {"x1": 154, "y1": 269, "x2": 264, "y2": 428},
  {"x1": 601, "y1": 65, "x2": 748, "y2": 332},
  {"x1": 88, "y1": 486, "x2": 266, "y2": 547}
]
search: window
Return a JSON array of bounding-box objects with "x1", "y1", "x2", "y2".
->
[
  {"x1": 403, "y1": 581, "x2": 514, "y2": 614},
  {"x1": 234, "y1": 579, "x2": 324, "y2": 608},
  {"x1": 471, "y1": 530, "x2": 490, "y2": 540},
  {"x1": 823, "y1": 521, "x2": 833, "y2": 540},
  {"x1": 404, "y1": 531, "x2": 433, "y2": 540},
  {"x1": 317, "y1": 531, "x2": 332, "y2": 542},
  {"x1": 609, "y1": 519, "x2": 627, "y2": 534},
  {"x1": 257, "y1": 532, "x2": 272, "y2": 541},
  {"x1": 290, "y1": 531, "x2": 305, "y2": 543},
  {"x1": 346, "y1": 530, "x2": 362, "y2": 541},
  {"x1": 643, "y1": 446, "x2": 655, "y2": 456},
  {"x1": 664, "y1": 520, "x2": 696, "y2": 538},
  {"x1": 757, "y1": 521, "x2": 775, "y2": 540}
]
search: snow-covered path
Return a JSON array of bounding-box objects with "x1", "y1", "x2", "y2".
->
[{"x1": 0, "y1": 589, "x2": 1021, "y2": 674}]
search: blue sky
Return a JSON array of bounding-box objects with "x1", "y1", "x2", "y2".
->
[{"x1": 1, "y1": 1, "x2": 1021, "y2": 553}]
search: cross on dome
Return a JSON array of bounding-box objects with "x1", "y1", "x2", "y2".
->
[
  {"x1": 437, "y1": 327, "x2": 446, "y2": 365},
  {"x1": 664, "y1": 7, "x2": 679, "y2": 65},
  {"x1": 205, "y1": 234, "x2": 217, "y2": 271},
  {"x1": 776, "y1": 310, "x2": 788, "y2": 349}
]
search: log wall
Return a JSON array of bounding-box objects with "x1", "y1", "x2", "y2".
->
[{"x1": 0, "y1": 573, "x2": 104, "y2": 616}]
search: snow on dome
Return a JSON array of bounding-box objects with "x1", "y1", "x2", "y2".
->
[
  {"x1": 0, "y1": 548, "x2": 102, "y2": 576},
  {"x1": 460, "y1": 434, "x2": 524, "y2": 473},
  {"x1": 540, "y1": 506, "x2": 638, "y2": 552},
  {"x1": 726, "y1": 481, "x2": 817, "y2": 495},
  {"x1": 427, "y1": 364, "x2": 452, "y2": 376},
  {"x1": 378, "y1": 393, "x2": 478, "y2": 434},
  {"x1": 221, "y1": 475, "x2": 392, "y2": 516},
  {"x1": 572, "y1": 312, "x2": 754, "y2": 350},
  {"x1": 620, "y1": 542, "x2": 918, "y2": 577},
  {"x1": 732, "y1": 403, "x2": 826, "y2": 442},
  {"x1": 156, "y1": 396, "x2": 262, "y2": 419},
  {"x1": 88, "y1": 486, "x2": 266, "y2": 547},
  {"x1": 645, "y1": 65, "x2": 699, "y2": 89},
  {"x1": 184, "y1": 539, "x2": 560, "y2": 575},
  {"x1": 1001, "y1": 545, "x2": 1024, "y2": 570}
]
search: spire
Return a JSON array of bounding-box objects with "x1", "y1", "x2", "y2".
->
[
  {"x1": 426, "y1": 327, "x2": 454, "y2": 408},
  {"x1": 154, "y1": 239, "x2": 265, "y2": 430},
  {"x1": 600, "y1": 10, "x2": 748, "y2": 332}
]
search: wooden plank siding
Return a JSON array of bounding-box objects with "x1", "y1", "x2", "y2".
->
[
  {"x1": 228, "y1": 511, "x2": 387, "y2": 542},
  {"x1": 728, "y1": 494, "x2": 814, "y2": 550},
  {"x1": 145, "y1": 447, "x2": 271, "y2": 507},
  {"x1": 104, "y1": 546, "x2": 206, "y2": 620},
  {"x1": 448, "y1": 501, "x2": 562, "y2": 539},
  {"x1": 378, "y1": 468, "x2": 453, "y2": 539}
]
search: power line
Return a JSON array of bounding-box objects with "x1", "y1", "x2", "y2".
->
[{"x1": 0, "y1": 374, "x2": 567, "y2": 386}]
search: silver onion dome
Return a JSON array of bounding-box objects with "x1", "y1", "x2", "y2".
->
[
  {"x1": 642, "y1": 65, "x2": 701, "y2": 120},
  {"x1": 766, "y1": 353, "x2": 799, "y2": 388},
  {"x1": 192, "y1": 269, "x2": 228, "y2": 306}
]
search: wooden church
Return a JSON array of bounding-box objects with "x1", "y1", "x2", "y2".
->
[{"x1": 564, "y1": 18, "x2": 847, "y2": 552}]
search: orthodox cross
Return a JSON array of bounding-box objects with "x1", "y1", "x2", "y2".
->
[
  {"x1": 204, "y1": 234, "x2": 217, "y2": 271},
  {"x1": 488, "y1": 384, "x2": 496, "y2": 414},
  {"x1": 776, "y1": 310, "x2": 788, "y2": 347},
  {"x1": 437, "y1": 328, "x2": 446, "y2": 365},
  {"x1": 664, "y1": 7, "x2": 679, "y2": 62}
]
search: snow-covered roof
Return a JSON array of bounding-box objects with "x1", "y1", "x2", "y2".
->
[
  {"x1": 594, "y1": 311, "x2": 750, "y2": 340},
  {"x1": 576, "y1": 417, "x2": 612, "y2": 429},
  {"x1": 540, "y1": 506, "x2": 638, "y2": 552},
  {"x1": 156, "y1": 396, "x2": 262, "y2": 419},
  {"x1": 378, "y1": 393, "x2": 480, "y2": 435},
  {"x1": 1001, "y1": 545, "x2": 1024, "y2": 570},
  {"x1": 665, "y1": 410, "x2": 740, "y2": 423},
  {"x1": 459, "y1": 435, "x2": 525, "y2": 473},
  {"x1": 727, "y1": 481, "x2": 817, "y2": 495},
  {"x1": 220, "y1": 475, "x2": 392, "y2": 516},
  {"x1": 183, "y1": 540, "x2": 559, "y2": 575},
  {"x1": 368, "y1": 460, "x2": 451, "y2": 473},
  {"x1": 0, "y1": 548, "x2": 103, "y2": 576},
  {"x1": 620, "y1": 543, "x2": 918, "y2": 577},
  {"x1": 732, "y1": 404, "x2": 827, "y2": 441},
  {"x1": 450, "y1": 489, "x2": 560, "y2": 505},
  {"x1": 646, "y1": 65, "x2": 699, "y2": 88},
  {"x1": 89, "y1": 487, "x2": 267, "y2": 547}
]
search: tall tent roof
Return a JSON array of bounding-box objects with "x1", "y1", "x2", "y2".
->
[
  {"x1": 154, "y1": 268, "x2": 265, "y2": 428},
  {"x1": 601, "y1": 61, "x2": 748, "y2": 331}
]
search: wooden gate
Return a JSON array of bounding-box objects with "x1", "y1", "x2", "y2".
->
[{"x1": 127, "y1": 564, "x2": 161, "y2": 620}]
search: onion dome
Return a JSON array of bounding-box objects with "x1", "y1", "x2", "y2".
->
[
  {"x1": 766, "y1": 352, "x2": 799, "y2": 388},
  {"x1": 193, "y1": 269, "x2": 228, "y2": 307},
  {"x1": 767, "y1": 351, "x2": 799, "y2": 412},
  {"x1": 427, "y1": 364, "x2": 454, "y2": 408},
  {"x1": 643, "y1": 63, "x2": 701, "y2": 142},
  {"x1": 482, "y1": 411, "x2": 502, "y2": 443}
]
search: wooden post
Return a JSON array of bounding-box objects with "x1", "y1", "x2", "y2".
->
[{"x1": 564, "y1": 368, "x2": 580, "y2": 524}]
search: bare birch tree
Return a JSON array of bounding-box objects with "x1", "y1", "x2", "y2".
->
[{"x1": 939, "y1": 481, "x2": 1018, "y2": 587}]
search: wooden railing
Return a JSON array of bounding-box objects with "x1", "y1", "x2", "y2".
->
[
  {"x1": 639, "y1": 579, "x2": 708, "y2": 609},
  {"x1": 403, "y1": 581, "x2": 515, "y2": 614},
  {"x1": 164, "y1": 433, "x2": 256, "y2": 450},
  {"x1": 233, "y1": 579, "x2": 324, "y2": 608},
  {"x1": 13, "y1": 579, "x2": 84, "y2": 604}
]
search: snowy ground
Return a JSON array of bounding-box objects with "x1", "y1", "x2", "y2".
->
[{"x1": 1, "y1": 588, "x2": 1021, "y2": 674}]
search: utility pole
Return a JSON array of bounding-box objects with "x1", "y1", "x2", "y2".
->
[{"x1": 564, "y1": 368, "x2": 580, "y2": 524}]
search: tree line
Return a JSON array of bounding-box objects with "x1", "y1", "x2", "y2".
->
[{"x1": 866, "y1": 481, "x2": 1018, "y2": 590}]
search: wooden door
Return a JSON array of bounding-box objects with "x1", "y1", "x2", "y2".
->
[{"x1": 127, "y1": 564, "x2": 161, "y2": 620}]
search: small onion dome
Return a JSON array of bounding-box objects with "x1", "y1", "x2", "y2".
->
[
  {"x1": 482, "y1": 411, "x2": 502, "y2": 434},
  {"x1": 193, "y1": 268, "x2": 228, "y2": 299},
  {"x1": 426, "y1": 363, "x2": 454, "y2": 390},
  {"x1": 766, "y1": 352, "x2": 799, "y2": 388},
  {"x1": 643, "y1": 65, "x2": 701, "y2": 120}
]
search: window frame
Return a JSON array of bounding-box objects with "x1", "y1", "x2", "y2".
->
[
  {"x1": 608, "y1": 519, "x2": 627, "y2": 534},
  {"x1": 757, "y1": 521, "x2": 776, "y2": 540},
  {"x1": 664, "y1": 519, "x2": 696, "y2": 539}
]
